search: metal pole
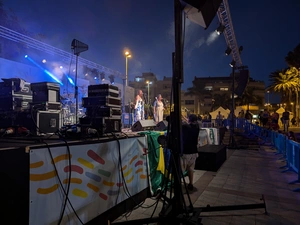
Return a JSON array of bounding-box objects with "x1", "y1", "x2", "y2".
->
[
  {"x1": 147, "y1": 83, "x2": 150, "y2": 104},
  {"x1": 125, "y1": 56, "x2": 128, "y2": 86},
  {"x1": 230, "y1": 66, "x2": 235, "y2": 147}
]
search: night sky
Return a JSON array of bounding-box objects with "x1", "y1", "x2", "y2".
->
[{"x1": 3, "y1": 0, "x2": 300, "y2": 101}]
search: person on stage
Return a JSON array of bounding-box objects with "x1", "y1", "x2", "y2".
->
[
  {"x1": 134, "y1": 90, "x2": 144, "y2": 122},
  {"x1": 153, "y1": 94, "x2": 164, "y2": 123}
]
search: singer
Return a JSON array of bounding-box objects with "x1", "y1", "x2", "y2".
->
[
  {"x1": 153, "y1": 94, "x2": 164, "y2": 123},
  {"x1": 134, "y1": 90, "x2": 145, "y2": 122}
]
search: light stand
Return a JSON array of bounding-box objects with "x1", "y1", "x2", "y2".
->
[
  {"x1": 229, "y1": 62, "x2": 237, "y2": 149},
  {"x1": 71, "y1": 39, "x2": 88, "y2": 124}
]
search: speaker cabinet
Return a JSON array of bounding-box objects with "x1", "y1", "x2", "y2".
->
[
  {"x1": 131, "y1": 120, "x2": 156, "y2": 132},
  {"x1": 195, "y1": 144, "x2": 227, "y2": 172},
  {"x1": 235, "y1": 69, "x2": 249, "y2": 97},
  {"x1": 155, "y1": 120, "x2": 168, "y2": 131}
]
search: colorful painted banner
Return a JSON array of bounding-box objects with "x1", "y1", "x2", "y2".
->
[{"x1": 29, "y1": 136, "x2": 148, "y2": 225}]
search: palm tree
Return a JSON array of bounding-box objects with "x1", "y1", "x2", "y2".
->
[
  {"x1": 211, "y1": 93, "x2": 231, "y2": 110},
  {"x1": 238, "y1": 86, "x2": 263, "y2": 110},
  {"x1": 285, "y1": 43, "x2": 300, "y2": 69},
  {"x1": 267, "y1": 68, "x2": 298, "y2": 103}
]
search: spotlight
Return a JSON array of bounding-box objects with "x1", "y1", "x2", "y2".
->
[
  {"x1": 229, "y1": 60, "x2": 236, "y2": 68},
  {"x1": 225, "y1": 47, "x2": 232, "y2": 55},
  {"x1": 24, "y1": 55, "x2": 28, "y2": 58},
  {"x1": 216, "y1": 24, "x2": 225, "y2": 35},
  {"x1": 94, "y1": 76, "x2": 97, "y2": 80},
  {"x1": 109, "y1": 75, "x2": 115, "y2": 84},
  {"x1": 100, "y1": 72, "x2": 105, "y2": 81},
  {"x1": 42, "y1": 59, "x2": 46, "y2": 63},
  {"x1": 239, "y1": 46, "x2": 244, "y2": 53},
  {"x1": 60, "y1": 66, "x2": 63, "y2": 69}
]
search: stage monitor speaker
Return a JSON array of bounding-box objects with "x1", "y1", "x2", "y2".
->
[
  {"x1": 131, "y1": 120, "x2": 156, "y2": 132},
  {"x1": 155, "y1": 120, "x2": 168, "y2": 131},
  {"x1": 183, "y1": 0, "x2": 223, "y2": 29},
  {"x1": 235, "y1": 69, "x2": 249, "y2": 97}
]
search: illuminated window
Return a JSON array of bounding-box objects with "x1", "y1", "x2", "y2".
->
[
  {"x1": 204, "y1": 86, "x2": 213, "y2": 90},
  {"x1": 135, "y1": 77, "x2": 144, "y2": 82},
  {"x1": 220, "y1": 87, "x2": 229, "y2": 91}
]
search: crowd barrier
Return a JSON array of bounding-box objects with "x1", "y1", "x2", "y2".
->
[{"x1": 228, "y1": 119, "x2": 300, "y2": 192}]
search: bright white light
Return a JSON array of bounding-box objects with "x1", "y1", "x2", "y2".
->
[
  {"x1": 60, "y1": 66, "x2": 63, "y2": 69},
  {"x1": 24, "y1": 55, "x2": 28, "y2": 58},
  {"x1": 42, "y1": 59, "x2": 46, "y2": 63},
  {"x1": 94, "y1": 77, "x2": 97, "y2": 80}
]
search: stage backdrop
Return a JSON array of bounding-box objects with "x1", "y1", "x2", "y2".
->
[{"x1": 29, "y1": 136, "x2": 148, "y2": 225}]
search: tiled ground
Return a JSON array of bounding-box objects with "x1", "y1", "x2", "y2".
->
[{"x1": 113, "y1": 145, "x2": 300, "y2": 225}]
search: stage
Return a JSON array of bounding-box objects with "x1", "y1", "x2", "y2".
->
[{"x1": 0, "y1": 134, "x2": 150, "y2": 225}]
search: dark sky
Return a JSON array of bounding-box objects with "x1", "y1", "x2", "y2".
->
[{"x1": 3, "y1": 0, "x2": 300, "y2": 94}]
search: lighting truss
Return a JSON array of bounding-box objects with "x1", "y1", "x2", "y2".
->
[
  {"x1": 217, "y1": 0, "x2": 242, "y2": 67},
  {"x1": 0, "y1": 25, "x2": 125, "y2": 79}
]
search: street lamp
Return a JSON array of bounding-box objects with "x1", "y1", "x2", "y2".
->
[
  {"x1": 125, "y1": 51, "x2": 131, "y2": 86},
  {"x1": 267, "y1": 91, "x2": 270, "y2": 110},
  {"x1": 146, "y1": 81, "x2": 152, "y2": 104}
]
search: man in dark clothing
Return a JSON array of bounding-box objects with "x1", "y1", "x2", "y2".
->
[
  {"x1": 181, "y1": 114, "x2": 200, "y2": 191},
  {"x1": 282, "y1": 109, "x2": 290, "y2": 132}
]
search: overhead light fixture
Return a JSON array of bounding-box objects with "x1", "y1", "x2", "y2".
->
[
  {"x1": 229, "y1": 60, "x2": 236, "y2": 67},
  {"x1": 109, "y1": 75, "x2": 115, "y2": 84},
  {"x1": 239, "y1": 46, "x2": 244, "y2": 54},
  {"x1": 225, "y1": 47, "x2": 232, "y2": 55},
  {"x1": 100, "y1": 72, "x2": 105, "y2": 81},
  {"x1": 216, "y1": 24, "x2": 225, "y2": 35}
]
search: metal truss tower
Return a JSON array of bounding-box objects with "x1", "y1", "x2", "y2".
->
[
  {"x1": 217, "y1": 0, "x2": 242, "y2": 67},
  {"x1": 0, "y1": 25, "x2": 125, "y2": 79}
]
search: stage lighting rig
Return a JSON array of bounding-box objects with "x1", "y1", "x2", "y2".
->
[
  {"x1": 216, "y1": 23, "x2": 225, "y2": 35},
  {"x1": 229, "y1": 60, "x2": 236, "y2": 67},
  {"x1": 225, "y1": 46, "x2": 232, "y2": 55},
  {"x1": 109, "y1": 75, "x2": 115, "y2": 84}
]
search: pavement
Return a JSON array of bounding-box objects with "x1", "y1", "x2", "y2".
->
[{"x1": 113, "y1": 142, "x2": 300, "y2": 224}]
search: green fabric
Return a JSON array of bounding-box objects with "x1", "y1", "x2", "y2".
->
[{"x1": 139, "y1": 131, "x2": 164, "y2": 194}]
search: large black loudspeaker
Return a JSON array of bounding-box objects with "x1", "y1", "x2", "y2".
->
[
  {"x1": 183, "y1": 0, "x2": 223, "y2": 29},
  {"x1": 235, "y1": 69, "x2": 249, "y2": 97},
  {"x1": 155, "y1": 120, "x2": 168, "y2": 131},
  {"x1": 131, "y1": 120, "x2": 156, "y2": 132}
]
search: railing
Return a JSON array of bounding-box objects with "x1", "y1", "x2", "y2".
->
[{"x1": 239, "y1": 121, "x2": 300, "y2": 192}]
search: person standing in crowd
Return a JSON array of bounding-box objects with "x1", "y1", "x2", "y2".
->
[
  {"x1": 181, "y1": 114, "x2": 200, "y2": 191},
  {"x1": 215, "y1": 111, "x2": 223, "y2": 127},
  {"x1": 134, "y1": 90, "x2": 144, "y2": 122},
  {"x1": 282, "y1": 108, "x2": 290, "y2": 132},
  {"x1": 153, "y1": 94, "x2": 164, "y2": 123},
  {"x1": 271, "y1": 110, "x2": 279, "y2": 130},
  {"x1": 245, "y1": 110, "x2": 252, "y2": 123},
  {"x1": 262, "y1": 109, "x2": 270, "y2": 127}
]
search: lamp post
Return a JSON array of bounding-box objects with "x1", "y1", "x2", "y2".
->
[
  {"x1": 125, "y1": 51, "x2": 131, "y2": 86},
  {"x1": 146, "y1": 81, "x2": 152, "y2": 104},
  {"x1": 229, "y1": 60, "x2": 236, "y2": 148},
  {"x1": 267, "y1": 91, "x2": 270, "y2": 110}
]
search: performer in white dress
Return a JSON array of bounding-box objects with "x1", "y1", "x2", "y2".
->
[
  {"x1": 134, "y1": 90, "x2": 144, "y2": 122},
  {"x1": 153, "y1": 94, "x2": 164, "y2": 123}
]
